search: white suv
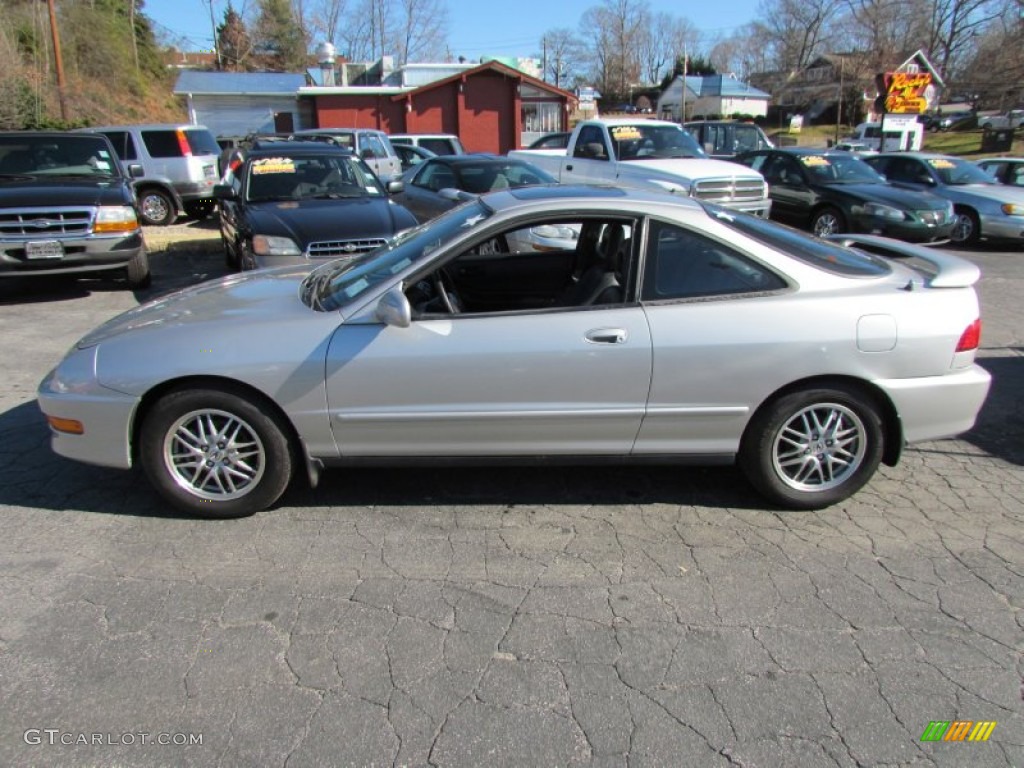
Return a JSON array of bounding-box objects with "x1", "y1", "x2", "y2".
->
[
  {"x1": 78, "y1": 124, "x2": 221, "y2": 226},
  {"x1": 390, "y1": 133, "x2": 466, "y2": 156}
]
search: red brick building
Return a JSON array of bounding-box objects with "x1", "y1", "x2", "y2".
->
[{"x1": 300, "y1": 61, "x2": 576, "y2": 154}]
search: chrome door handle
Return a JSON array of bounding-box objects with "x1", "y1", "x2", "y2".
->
[{"x1": 585, "y1": 328, "x2": 627, "y2": 344}]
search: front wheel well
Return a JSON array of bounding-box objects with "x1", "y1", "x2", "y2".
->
[
  {"x1": 745, "y1": 375, "x2": 902, "y2": 467},
  {"x1": 130, "y1": 375, "x2": 305, "y2": 468}
]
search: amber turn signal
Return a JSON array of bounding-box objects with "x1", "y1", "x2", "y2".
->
[{"x1": 46, "y1": 416, "x2": 85, "y2": 434}]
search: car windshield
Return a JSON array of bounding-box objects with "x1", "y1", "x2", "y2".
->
[
  {"x1": 245, "y1": 154, "x2": 383, "y2": 202},
  {"x1": 452, "y1": 161, "x2": 556, "y2": 193},
  {"x1": 305, "y1": 200, "x2": 493, "y2": 311},
  {"x1": 0, "y1": 135, "x2": 120, "y2": 177},
  {"x1": 925, "y1": 157, "x2": 996, "y2": 185},
  {"x1": 611, "y1": 124, "x2": 707, "y2": 160},
  {"x1": 708, "y1": 206, "x2": 892, "y2": 277},
  {"x1": 799, "y1": 153, "x2": 884, "y2": 184}
]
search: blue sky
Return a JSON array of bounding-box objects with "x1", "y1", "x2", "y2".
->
[{"x1": 144, "y1": 0, "x2": 760, "y2": 59}]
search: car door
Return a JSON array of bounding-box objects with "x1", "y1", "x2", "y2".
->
[
  {"x1": 562, "y1": 125, "x2": 613, "y2": 184},
  {"x1": 323, "y1": 224, "x2": 654, "y2": 456},
  {"x1": 633, "y1": 218, "x2": 790, "y2": 455},
  {"x1": 759, "y1": 153, "x2": 813, "y2": 225}
]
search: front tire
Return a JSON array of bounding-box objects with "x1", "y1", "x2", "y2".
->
[
  {"x1": 950, "y1": 208, "x2": 980, "y2": 246},
  {"x1": 138, "y1": 188, "x2": 176, "y2": 226},
  {"x1": 811, "y1": 207, "x2": 846, "y2": 237},
  {"x1": 124, "y1": 250, "x2": 151, "y2": 289},
  {"x1": 739, "y1": 385, "x2": 884, "y2": 510},
  {"x1": 139, "y1": 387, "x2": 294, "y2": 518}
]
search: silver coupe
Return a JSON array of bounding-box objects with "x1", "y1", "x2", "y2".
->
[{"x1": 38, "y1": 186, "x2": 991, "y2": 517}]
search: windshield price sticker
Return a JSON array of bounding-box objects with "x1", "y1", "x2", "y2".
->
[
  {"x1": 800, "y1": 156, "x2": 831, "y2": 167},
  {"x1": 610, "y1": 126, "x2": 643, "y2": 140},
  {"x1": 252, "y1": 158, "x2": 296, "y2": 175},
  {"x1": 927, "y1": 159, "x2": 955, "y2": 169}
]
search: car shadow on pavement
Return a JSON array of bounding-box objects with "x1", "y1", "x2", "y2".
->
[
  {"x1": 966, "y1": 351, "x2": 1024, "y2": 466},
  {"x1": 0, "y1": 399, "x2": 767, "y2": 518},
  {"x1": 0, "y1": 275, "x2": 132, "y2": 305}
]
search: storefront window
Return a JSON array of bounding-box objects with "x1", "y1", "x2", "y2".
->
[{"x1": 521, "y1": 102, "x2": 562, "y2": 133}]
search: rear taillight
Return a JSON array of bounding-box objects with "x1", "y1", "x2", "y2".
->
[
  {"x1": 956, "y1": 318, "x2": 981, "y2": 352},
  {"x1": 175, "y1": 129, "x2": 192, "y2": 157}
]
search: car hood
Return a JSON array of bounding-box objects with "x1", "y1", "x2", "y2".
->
[
  {"x1": 0, "y1": 177, "x2": 129, "y2": 207},
  {"x1": 247, "y1": 197, "x2": 403, "y2": 246},
  {"x1": 826, "y1": 182, "x2": 948, "y2": 209},
  {"x1": 78, "y1": 266, "x2": 314, "y2": 348},
  {"x1": 936, "y1": 183, "x2": 1024, "y2": 205},
  {"x1": 618, "y1": 157, "x2": 764, "y2": 182}
]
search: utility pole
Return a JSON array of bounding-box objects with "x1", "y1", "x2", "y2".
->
[
  {"x1": 835, "y1": 57, "x2": 844, "y2": 145},
  {"x1": 206, "y1": 0, "x2": 222, "y2": 69},
  {"x1": 680, "y1": 44, "x2": 687, "y2": 124},
  {"x1": 45, "y1": 0, "x2": 68, "y2": 122}
]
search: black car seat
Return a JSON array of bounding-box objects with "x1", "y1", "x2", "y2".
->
[{"x1": 559, "y1": 223, "x2": 625, "y2": 306}]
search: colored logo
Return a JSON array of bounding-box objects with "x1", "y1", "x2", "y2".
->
[{"x1": 920, "y1": 721, "x2": 996, "y2": 742}]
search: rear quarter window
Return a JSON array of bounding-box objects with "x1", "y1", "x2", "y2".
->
[
  {"x1": 141, "y1": 131, "x2": 184, "y2": 158},
  {"x1": 184, "y1": 129, "x2": 220, "y2": 156},
  {"x1": 710, "y1": 207, "x2": 892, "y2": 277}
]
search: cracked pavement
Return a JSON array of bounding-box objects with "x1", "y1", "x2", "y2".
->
[{"x1": 0, "y1": 227, "x2": 1021, "y2": 767}]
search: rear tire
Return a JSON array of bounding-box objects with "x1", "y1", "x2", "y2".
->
[
  {"x1": 739, "y1": 385, "x2": 884, "y2": 510},
  {"x1": 139, "y1": 386, "x2": 294, "y2": 518}
]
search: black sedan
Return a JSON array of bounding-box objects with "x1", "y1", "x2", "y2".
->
[
  {"x1": 393, "y1": 154, "x2": 556, "y2": 222},
  {"x1": 215, "y1": 142, "x2": 417, "y2": 270},
  {"x1": 733, "y1": 148, "x2": 955, "y2": 241}
]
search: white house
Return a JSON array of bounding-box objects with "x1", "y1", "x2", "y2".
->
[{"x1": 658, "y1": 74, "x2": 770, "y2": 122}]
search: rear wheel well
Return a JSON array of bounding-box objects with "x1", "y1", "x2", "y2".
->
[
  {"x1": 131, "y1": 376, "x2": 304, "y2": 468},
  {"x1": 746, "y1": 375, "x2": 902, "y2": 467}
]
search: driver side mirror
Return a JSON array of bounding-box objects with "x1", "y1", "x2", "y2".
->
[
  {"x1": 376, "y1": 285, "x2": 411, "y2": 328},
  {"x1": 387, "y1": 180, "x2": 404, "y2": 194}
]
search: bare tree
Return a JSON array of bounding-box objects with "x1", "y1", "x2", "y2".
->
[
  {"x1": 307, "y1": 0, "x2": 348, "y2": 46},
  {"x1": 539, "y1": 28, "x2": 583, "y2": 88},
  {"x1": 579, "y1": 0, "x2": 648, "y2": 94},
  {"x1": 751, "y1": 0, "x2": 843, "y2": 73},
  {"x1": 394, "y1": 0, "x2": 448, "y2": 64},
  {"x1": 921, "y1": 0, "x2": 1004, "y2": 77}
]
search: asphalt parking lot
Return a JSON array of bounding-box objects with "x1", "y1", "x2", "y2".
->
[{"x1": 0, "y1": 221, "x2": 1021, "y2": 767}]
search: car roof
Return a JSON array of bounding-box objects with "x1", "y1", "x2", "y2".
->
[
  {"x1": 292, "y1": 128, "x2": 383, "y2": 135},
  {"x1": 246, "y1": 142, "x2": 355, "y2": 157},
  {"x1": 80, "y1": 124, "x2": 212, "y2": 131},
  {"x1": 432, "y1": 153, "x2": 525, "y2": 165},
  {"x1": 869, "y1": 152, "x2": 957, "y2": 160},
  {"x1": 483, "y1": 183, "x2": 704, "y2": 215}
]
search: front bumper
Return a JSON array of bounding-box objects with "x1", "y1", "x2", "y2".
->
[
  {"x1": 875, "y1": 365, "x2": 991, "y2": 444},
  {"x1": 978, "y1": 211, "x2": 1024, "y2": 241},
  {"x1": 852, "y1": 215, "x2": 954, "y2": 243},
  {"x1": 37, "y1": 359, "x2": 139, "y2": 470},
  {"x1": 0, "y1": 232, "x2": 144, "y2": 277}
]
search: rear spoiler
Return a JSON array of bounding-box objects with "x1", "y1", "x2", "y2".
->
[{"x1": 826, "y1": 234, "x2": 980, "y2": 288}]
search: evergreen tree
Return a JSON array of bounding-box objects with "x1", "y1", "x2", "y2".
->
[
  {"x1": 255, "y1": 0, "x2": 307, "y2": 72},
  {"x1": 218, "y1": 3, "x2": 253, "y2": 71}
]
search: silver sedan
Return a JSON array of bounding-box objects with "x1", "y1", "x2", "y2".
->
[{"x1": 38, "y1": 186, "x2": 991, "y2": 517}]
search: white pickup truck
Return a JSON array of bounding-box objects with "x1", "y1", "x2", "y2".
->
[{"x1": 509, "y1": 118, "x2": 771, "y2": 216}]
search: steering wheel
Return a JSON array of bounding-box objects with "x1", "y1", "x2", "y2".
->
[{"x1": 432, "y1": 268, "x2": 463, "y2": 314}]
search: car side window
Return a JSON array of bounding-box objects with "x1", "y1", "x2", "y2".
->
[
  {"x1": 141, "y1": 130, "x2": 184, "y2": 158},
  {"x1": 883, "y1": 158, "x2": 929, "y2": 184},
  {"x1": 362, "y1": 134, "x2": 387, "y2": 159},
  {"x1": 413, "y1": 162, "x2": 456, "y2": 192},
  {"x1": 642, "y1": 220, "x2": 786, "y2": 301},
  {"x1": 573, "y1": 126, "x2": 609, "y2": 160},
  {"x1": 1011, "y1": 165, "x2": 1024, "y2": 186},
  {"x1": 101, "y1": 131, "x2": 137, "y2": 161}
]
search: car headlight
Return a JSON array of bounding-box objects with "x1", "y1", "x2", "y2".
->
[
  {"x1": 530, "y1": 225, "x2": 578, "y2": 240},
  {"x1": 93, "y1": 205, "x2": 140, "y2": 234},
  {"x1": 863, "y1": 202, "x2": 907, "y2": 221},
  {"x1": 48, "y1": 345, "x2": 98, "y2": 394},
  {"x1": 1000, "y1": 203, "x2": 1024, "y2": 216},
  {"x1": 252, "y1": 235, "x2": 301, "y2": 256}
]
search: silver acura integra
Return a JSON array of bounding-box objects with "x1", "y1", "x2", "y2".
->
[{"x1": 38, "y1": 186, "x2": 991, "y2": 518}]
